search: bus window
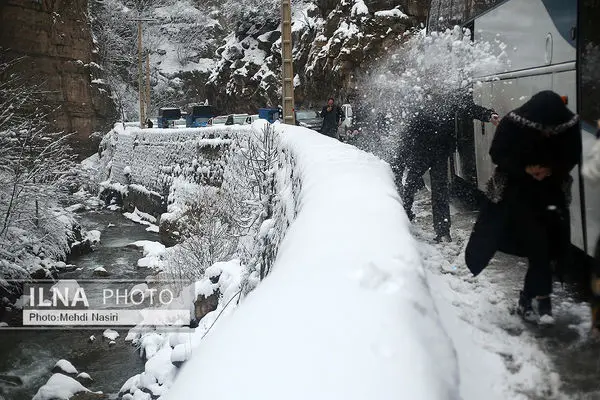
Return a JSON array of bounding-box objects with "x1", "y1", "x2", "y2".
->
[
  {"x1": 579, "y1": 0, "x2": 600, "y2": 127},
  {"x1": 428, "y1": 0, "x2": 507, "y2": 32}
]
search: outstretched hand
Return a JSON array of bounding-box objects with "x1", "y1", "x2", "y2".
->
[
  {"x1": 490, "y1": 113, "x2": 500, "y2": 126},
  {"x1": 525, "y1": 165, "x2": 552, "y2": 181}
]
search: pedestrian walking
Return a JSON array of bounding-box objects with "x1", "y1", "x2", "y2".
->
[
  {"x1": 465, "y1": 91, "x2": 581, "y2": 324},
  {"x1": 402, "y1": 89, "x2": 498, "y2": 242},
  {"x1": 320, "y1": 97, "x2": 344, "y2": 139}
]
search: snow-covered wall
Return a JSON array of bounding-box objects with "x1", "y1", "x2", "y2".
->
[
  {"x1": 165, "y1": 123, "x2": 459, "y2": 399},
  {"x1": 99, "y1": 124, "x2": 252, "y2": 193}
]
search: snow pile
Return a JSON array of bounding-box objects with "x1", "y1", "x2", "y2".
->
[
  {"x1": 164, "y1": 124, "x2": 459, "y2": 399},
  {"x1": 375, "y1": 7, "x2": 409, "y2": 19},
  {"x1": 119, "y1": 260, "x2": 244, "y2": 398},
  {"x1": 53, "y1": 359, "x2": 78, "y2": 375},
  {"x1": 131, "y1": 241, "x2": 167, "y2": 270},
  {"x1": 32, "y1": 373, "x2": 92, "y2": 400},
  {"x1": 123, "y1": 208, "x2": 160, "y2": 233}
]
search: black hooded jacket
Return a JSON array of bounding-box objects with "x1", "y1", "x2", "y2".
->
[
  {"x1": 466, "y1": 91, "x2": 581, "y2": 276},
  {"x1": 403, "y1": 90, "x2": 495, "y2": 160}
]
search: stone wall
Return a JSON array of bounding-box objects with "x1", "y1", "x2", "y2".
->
[{"x1": 0, "y1": 0, "x2": 118, "y2": 158}]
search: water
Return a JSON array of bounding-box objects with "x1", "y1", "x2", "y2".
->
[{"x1": 0, "y1": 209, "x2": 162, "y2": 399}]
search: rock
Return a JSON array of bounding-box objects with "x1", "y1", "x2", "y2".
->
[
  {"x1": 93, "y1": 267, "x2": 110, "y2": 277},
  {"x1": 70, "y1": 392, "x2": 107, "y2": 400},
  {"x1": 55, "y1": 262, "x2": 78, "y2": 273},
  {"x1": 52, "y1": 359, "x2": 78, "y2": 375},
  {"x1": 103, "y1": 329, "x2": 119, "y2": 341},
  {"x1": 88, "y1": 335, "x2": 96, "y2": 343},
  {"x1": 30, "y1": 266, "x2": 51, "y2": 280},
  {"x1": 194, "y1": 290, "x2": 220, "y2": 321},
  {"x1": 109, "y1": 340, "x2": 116, "y2": 346},
  {"x1": 66, "y1": 204, "x2": 86, "y2": 213},
  {"x1": 0, "y1": 374, "x2": 23, "y2": 386},
  {"x1": 0, "y1": 0, "x2": 118, "y2": 157},
  {"x1": 76, "y1": 372, "x2": 93, "y2": 384}
]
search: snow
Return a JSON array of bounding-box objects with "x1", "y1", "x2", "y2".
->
[
  {"x1": 103, "y1": 329, "x2": 119, "y2": 341},
  {"x1": 375, "y1": 7, "x2": 409, "y2": 19},
  {"x1": 164, "y1": 123, "x2": 458, "y2": 399},
  {"x1": 76, "y1": 372, "x2": 92, "y2": 381},
  {"x1": 84, "y1": 229, "x2": 101, "y2": 245},
  {"x1": 53, "y1": 359, "x2": 78, "y2": 375},
  {"x1": 351, "y1": 0, "x2": 369, "y2": 17},
  {"x1": 32, "y1": 374, "x2": 91, "y2": 400},
  {"x1": 123, "y1": 208, "x2": 160, "y2": 233},
  {"x1": 131, "y1": 240, "x2": 166, "y2": 269}
]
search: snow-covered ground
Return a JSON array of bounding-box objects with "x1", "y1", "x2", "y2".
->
[
  {"x1": 163, "y1": 123, "x2": 459, "y2": 399},
  {"x1": 89, "y1": 121, "x2": 599, "y2": 399},
  {"x1": 410, "y1": 189, "x2": 598, "y2": 399}
]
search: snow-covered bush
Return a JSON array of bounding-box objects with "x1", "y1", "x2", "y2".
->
[
  {"x1": 356, "y1": 26, "x2": 508, "y2": 162},
  {"x1": 165, "y1": 123, "x2": 281, "y2": 285}
]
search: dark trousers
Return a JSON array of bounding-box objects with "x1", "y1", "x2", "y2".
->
[
  {"x1": 322, "y1": 125, "x2": 338, "y2": 139},
  {"x1": 503, "y1": 187, "x2": 569, "y2": 298},
  {"x1": 403, "y1": 154, "x2": 450, "y2": 236}
]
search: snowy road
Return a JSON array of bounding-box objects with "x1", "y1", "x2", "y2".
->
[{"x1": 410, "y1": 189, "x2": 600, "y2": 399}]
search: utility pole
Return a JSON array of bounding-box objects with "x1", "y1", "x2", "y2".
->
[
  {"x1": 146, "y1": 51, "x2": 151, "y2": 122},
  {"x1": 130, "y1": 16, "x2": 154, "y2": 128},
  {"x1": 281, "y1": 0, "x2": 295, "y2": 125}
]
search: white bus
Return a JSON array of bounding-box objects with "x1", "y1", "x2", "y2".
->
[{"x1": 428, "y1": 0, "x2": 600, "y2": 257}]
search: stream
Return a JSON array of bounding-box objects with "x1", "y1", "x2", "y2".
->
[{"x1": 0, "y1": 209, "x2": 162, "y2": 400}]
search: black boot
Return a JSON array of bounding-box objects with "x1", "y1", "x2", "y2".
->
[
  {"x1": 517, "y1": 291, "x2": 537, "y2": 322},
  {"x1": 537, "y1": 296, "x2": 555, "y2": 325},
  {"x1": 434, "y1": 233, "x2": 452, "y2": 243}
]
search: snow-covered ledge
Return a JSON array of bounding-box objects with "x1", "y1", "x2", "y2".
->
[{"x1": 165, "y1": 123, "x2": 459, "y2": 399}]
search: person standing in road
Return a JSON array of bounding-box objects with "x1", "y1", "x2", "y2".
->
[
  {"x1": 401, "y1": 89, "x2": 499, "y2": 242},
  {"x1": 321, "y1": 97, "x2": 344, "y2": 139},
  {"x1": 465, "y1": 91, "x2": 581, "y2": 324}
]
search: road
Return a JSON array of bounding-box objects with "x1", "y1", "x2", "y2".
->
[{"x1": 411, "y1": 188, "x2": 600, "y2": 399}]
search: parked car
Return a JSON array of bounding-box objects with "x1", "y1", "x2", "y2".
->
[
  {"x1": 157, "y1": 107, "x2": 182, "y2": 128},
  {"x1": 295, "y1": 109, "x2": 323, "y2": 132},
  {"x1": 245, "y1": 114, "x2": 259, "y2": 124}
]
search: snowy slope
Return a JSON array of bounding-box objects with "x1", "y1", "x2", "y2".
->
[{"x1": 164, "y1": 123, "x2": 459, "y2": 399}]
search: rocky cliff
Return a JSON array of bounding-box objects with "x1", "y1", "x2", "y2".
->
[
  {"x1": 0, "y1": 0, "x2": 117, "y2": 158},
  {"x1": 88, "y1": 0, "x2": 428, "y2": 118},
  {"x1": 206, "y1": 0, "x2": 429, "y2": 112}
]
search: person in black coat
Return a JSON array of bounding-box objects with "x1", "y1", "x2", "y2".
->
[
  {"x1": 320, "y1": 97, "x2": 344, "y2": 139},
  {"x1": 465, "y1": 91, "x2": 581, "y2": 323},
  {"x1": 402, "y1": 89, "x2": 498, "y2": 242}
]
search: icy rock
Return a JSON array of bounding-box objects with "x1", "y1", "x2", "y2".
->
[
  {"x1": 89, "y1": 335, "x2": 95, "y2": 343},
  {"x1": 0, "y1": 374, "x2": 22, "y2": 386},
  {"x1": 52, "y1": 359, "x2": 78, "y2": 375},
  {"x1": 32, "y1": 373, "x2": 90, "y2": 400},
  {"x1": 76, "y1": 372, "x2": 93, "y2": 384},
  {"x1": 109, "y1": 341, "x2": 116, "y2": 346},
  {"x1": 66, "y1": 204, "x2": 86, "y2": 213},
  {"x1": 103, "y1": 329, "x2": 119, "y2": 341},
  {"x1": 93, "y1": 267, "x2": 110, "y2": 277}
]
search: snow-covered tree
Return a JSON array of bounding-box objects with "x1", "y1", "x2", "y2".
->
[{"x1": 0, "y1": 57, "x2": 77, "y2": 277}]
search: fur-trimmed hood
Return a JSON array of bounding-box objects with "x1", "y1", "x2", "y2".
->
[
  {"x1": 506, "y1": 90, "x2": 579, "y2": 135},
  {"x1": 505, "y1": 111, "x2": 579, "y2": 136}
]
